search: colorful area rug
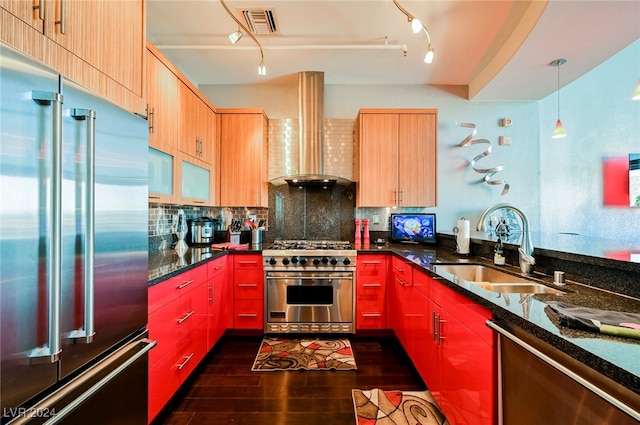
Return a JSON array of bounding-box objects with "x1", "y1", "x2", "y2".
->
[
  {"x1": 352, "y1": 388, "x2": 449, "y2": 425},
  {"x1": 251, "y1": 336, "x2": 357, "y2": 371}
]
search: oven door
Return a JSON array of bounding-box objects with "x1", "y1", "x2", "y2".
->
[{"x1": 265, "y1": 271, "x2": 354, "y2": 324}]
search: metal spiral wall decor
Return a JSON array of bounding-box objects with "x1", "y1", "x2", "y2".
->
[{"x1": 457, "y1": 122, "x2": 509, "y2": 195}]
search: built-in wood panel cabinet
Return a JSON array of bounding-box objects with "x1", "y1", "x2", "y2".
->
[
  {"x1": 218, "y1": 109, "x2": 269, "y2": 207},
  {"x1": 356, "y1": 109, "x2": 437, "y2": 207},
  {"x1": 0, "y1": 0, "x2": 145, "y2": 113}
]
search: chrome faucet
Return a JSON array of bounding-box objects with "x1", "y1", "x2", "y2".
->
[{"x1": 476, "y1": 203, "x2": 535, "y2": 275}]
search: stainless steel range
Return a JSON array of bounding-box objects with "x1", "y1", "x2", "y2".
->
[{"x1": 263, "y1": 240, "x2": 357, "y2": 334}]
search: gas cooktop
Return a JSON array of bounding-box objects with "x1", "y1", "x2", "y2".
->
[{"x1": 266, "y1": 240, "x2": 352, "y2": 250}]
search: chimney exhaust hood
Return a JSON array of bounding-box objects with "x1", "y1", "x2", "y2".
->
[{"x1": 270, "y1": 71, "x2": 351, "y2": 187}]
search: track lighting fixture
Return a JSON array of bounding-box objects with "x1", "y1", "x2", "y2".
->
[
  {"x1": 393, "y1": 0, "x2": 434, "y2": 64},
  {"x1": 228, "y1": 29, "x2": 242, "y2": 45},
  {"x1": 220, "y1": 0, "x2": 266, "y2": 76},
  {"x1": 550, "y1": 58, "x2": 568, "y2": 139}
]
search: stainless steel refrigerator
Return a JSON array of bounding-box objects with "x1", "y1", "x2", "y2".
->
[{"x1": 1, "y1": 43, "x2": 154, "y2": 424}]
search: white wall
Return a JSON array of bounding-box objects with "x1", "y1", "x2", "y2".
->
[{"x1": 200, "y1": 39, "x2": 640, "y2": 242}]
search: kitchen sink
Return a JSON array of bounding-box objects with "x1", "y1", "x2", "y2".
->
[{"x1": 432, "y1": 264, "x2": 565, "y2": 295}]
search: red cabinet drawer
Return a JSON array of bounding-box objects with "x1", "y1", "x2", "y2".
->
[
  {"x1": 148, "y1": 326, "x2": 207, "y2": 423},
  {"x1": 148, "y1": 263, "x2": 208, "y2": 314},
  {"x1": 357, "y1": 254, "x2": 387, "y2": 272},
  {"x1": 233, "y1": 269, "x2": 264, "y2": 299},
  {"x1": 391, "y1": 256, "x2": 413, "y2": 284},
  {"x1": 233, "y1": 299, "x2": 263, "y2": 329},
  {"x1": 208, "y1": 255, "x2": 228, "y2": 278},
  {"x1": 356, "y1": 299, "x2": 385, "y2": 329},
  {"x1": 233, "y1": 254, "x2": 262, "y2": 270}
]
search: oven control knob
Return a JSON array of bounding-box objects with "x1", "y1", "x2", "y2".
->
[
  {"x1": 330, "y1": 258, "x2": 338, "y2": 265},
  {"x1": 299, "y1": 257, "x2": 308, "y2": 265},
  {"x1": 291, "y1": 256, "x2": 299, "y2": 264},
  {"x1": 321, "y1": 256, "x2": 329, "y2": 264},
  {"x1": 269, "y1": 258, "x2": 277, "y2": 265},
  {"x1": 343, "y1": 258, "x2": 351, "y2": 265},
  {"x1": 282, "y1": 258, "x2": 290, "y2": 265},
  {"x1": 313, "y1": 258, "x2": 321, "y2": 265}
]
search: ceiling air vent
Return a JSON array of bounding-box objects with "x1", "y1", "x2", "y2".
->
[{"x1": 241, "y1": 9, "x2": 279, "y2": 35}]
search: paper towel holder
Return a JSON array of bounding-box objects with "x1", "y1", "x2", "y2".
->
[{"x1": 453, "y1": 216, "x2": 471, "y2": 256}]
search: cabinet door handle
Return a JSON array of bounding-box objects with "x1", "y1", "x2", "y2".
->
[
  {"x1": 176, "y1": 352, "x2": 194, "y2": 370},
  {"x1": 239, "y1": 261, "x2": 258, "y2": 265},
  {"x1": 399, "y1": 189, "x2": 404, "y2": 205},
  {"x1": 362, "y1": 283, "x2": 381, "y2": 287},
  {"x1": 33, "y1": 0, "x2": 45, "y2": 20},
  {"x1": 395, "y1": 277, "x2": 406, "y2": 286},
  {"x1": 238, "y1": 313, "x2": 257, "y2": 318},
  {"x1": 238, "y1": 283, "x2": 257, "y2": 288},
  {"x1": 147, "y1": 105, "x2": 155, "y2": 133},
  {"x1": 362, "y1": 313, "x2": 381, "y2": 317},
  {"x1": 437, "y1": 318, "x2": 447, "y2": 345},
  {"x1": 56, "y1": 0, "x2": 66, "y2": 33},
  {"x1": 176, "y1": 310, "x2": 194, "y2": 324},
  {"x1": 177, "y1": 279, "x2": 195, "y2": 289},
  {"x1": 432, "y1": 312, "x2": 439, "y2": 342},
  {"x1": 209, "y1": 284, "x2": 214, "y2": 303}
]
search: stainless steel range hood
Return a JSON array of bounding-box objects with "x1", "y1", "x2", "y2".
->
[{"x1": 270, "y1": 71, "x2": 351, "y2": 187}]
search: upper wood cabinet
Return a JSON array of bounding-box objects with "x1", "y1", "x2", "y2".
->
[
  {"x1": 218, "y1": 109, "x2": 269, "y2": 207},
  {"x1": 178, "y1": 83, "x2": 215, "y2": 165},
  {"x1": 355, "y1": 109, "x2": 437, "y2": 207},
  {"x1": 147, "y1": 45, "x2": 179, "y2": 152},
  {"x1": 0, "y1": 0, "x2": 145, "y2": 112}
]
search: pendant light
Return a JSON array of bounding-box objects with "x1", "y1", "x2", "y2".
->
[{"x1": 550, "y1": 58, "x2": 568, "y2": 139}]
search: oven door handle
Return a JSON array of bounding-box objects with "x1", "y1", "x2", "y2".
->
[{"x1": 266, "y1": 274, "x2": 353, "y2": 280}]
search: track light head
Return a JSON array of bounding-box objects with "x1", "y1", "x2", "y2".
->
[{"x1": 228, "y1": 30, "x2": 243, "y2": 44}]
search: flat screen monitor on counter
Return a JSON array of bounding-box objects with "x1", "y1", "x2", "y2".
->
[{"x1": 390, "y1": 213, "x2": 436, "y2": 244}]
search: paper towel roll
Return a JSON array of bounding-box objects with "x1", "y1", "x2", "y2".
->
[{"x1": 456, "y1": 218, "x2": 470, "y2": 254}]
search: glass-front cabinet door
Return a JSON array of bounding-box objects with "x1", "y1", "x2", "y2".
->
[
  {"x1": 149, "y1": 147, "x2": 175, "y2": 203},
  {"x1": 179, "y1": 153, "x2": 216, "y2": 206}
]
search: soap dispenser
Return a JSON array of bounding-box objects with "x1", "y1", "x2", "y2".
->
[{"x1": 494, "y1": 237, "x2": 505, "y2": 266}]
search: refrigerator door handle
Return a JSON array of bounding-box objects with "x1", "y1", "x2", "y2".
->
[
  {"x1": 64, "y1": 108, "x2": 97, "y2": 344},
  {"x1": 29, "y1": 91, "x2": 64, "y2": 364}
]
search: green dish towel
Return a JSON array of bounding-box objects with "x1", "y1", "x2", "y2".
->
[{"x1": 547, "y1": 301, "x2": 640, "y2": 340}]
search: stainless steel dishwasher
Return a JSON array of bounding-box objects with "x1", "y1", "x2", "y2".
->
[{"x1": 488, "y1": 321, "x2": 640, "y2": 425}]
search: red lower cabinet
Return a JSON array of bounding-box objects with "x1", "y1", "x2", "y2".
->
[
  {"x1": 147, "y1": 264, "x2": 210, "y2": 423},
  {"x1": 207, "y1": 256, "x2": 230, "y2": 350},
  {"x1": 232, "y1": 254, "x2": 264, "y2": 330},
  {"x1": 356, "y1": 255, "x2": 387, "y2": 329},
  {"x1": 411, "y1": 268, "x2": 496, "y2": 425}
]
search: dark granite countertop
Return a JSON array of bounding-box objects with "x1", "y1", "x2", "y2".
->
[{"x1": 148, "y1": 240, "x2": 640, "y2": 395}]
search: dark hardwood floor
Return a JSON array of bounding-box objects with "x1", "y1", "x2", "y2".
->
[{"x1": 152, "y1": 335, "x2": 426, "y2": 425}]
